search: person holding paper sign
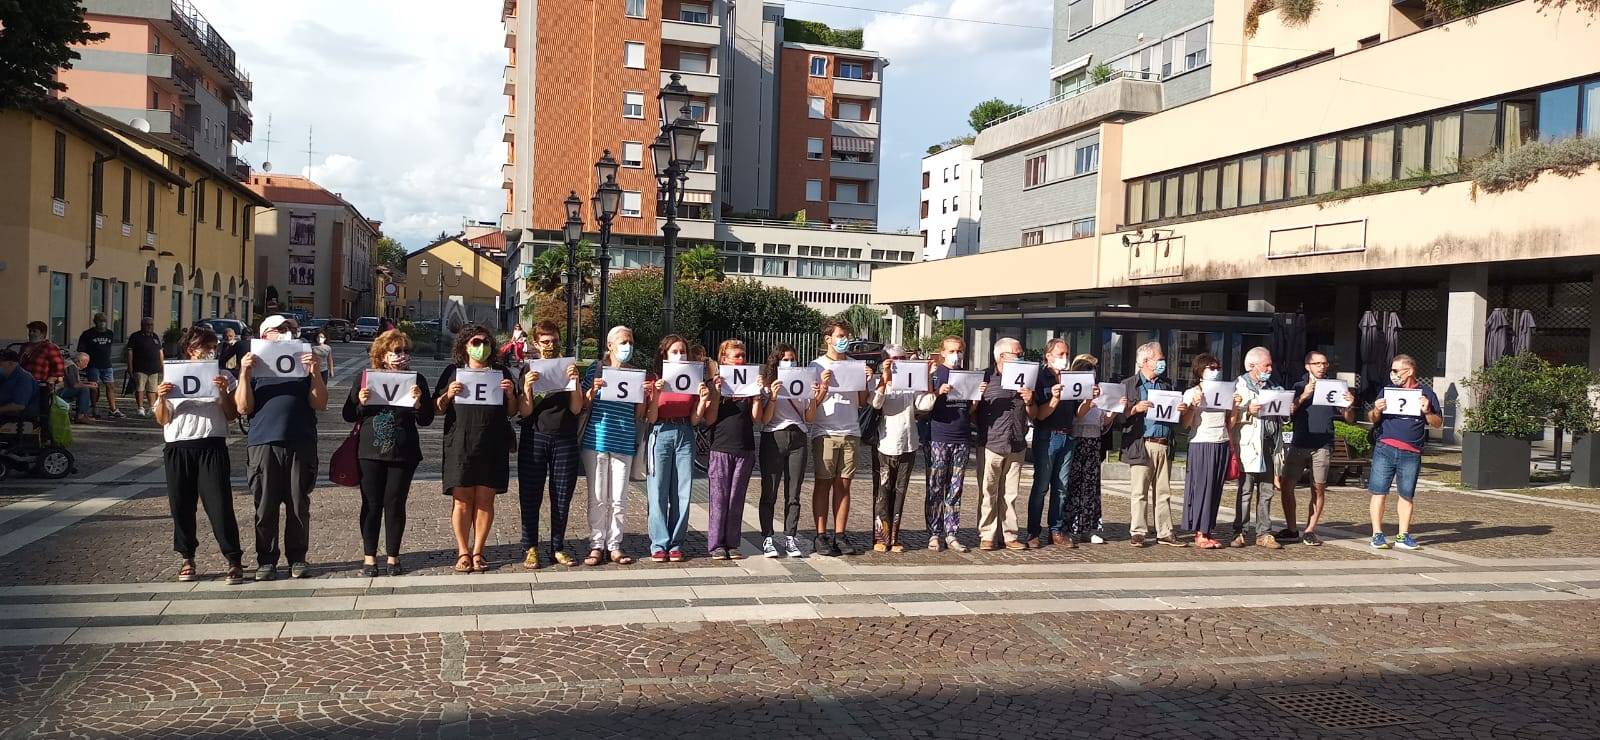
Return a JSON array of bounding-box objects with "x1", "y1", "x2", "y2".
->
[
  {"x1": 236, "y1": 315, "x2": 327, "y2": 580},
  {"x1": 1228, "y1": 347, "x2": 1285, "y2": 549},
  {"x1": 1026, "y1": 339, "x2": 1101, "y2": 549},
  {"x1": 433, "y1": 325, "x2": 519, "y2": 574},
  {"x1": 756, "y1": 345, "x2": 820, "y2": 558},
  {"x1": 1119, "y1": 342, "x2": 1186, "y2": 548},
  {"x1": 1065, "y1": 355, "x2": 1114, "y2": 545},
  {"x1": 925, "y1": 337, "x2": 974, "y2": 552},
  {"x1": 1366, "y1": 354, "x2": 1442, "y2": 551},
  {"x1": 869, "y1": 347, "x2": 935, "y2": 553},
  {"x1": 975, "y1": 337, "x2": 1037, "y2": 551},
  {"x1": 703, "y1": 339, "x2": 768, "y2": 560},
  {"x1": 642, "y1": 335, "x2": 709, "y2": 562},
  {"x1": 1279, "y1": 352, "x2": 1357, "y2": 546},
  {"x1": 809, "y1": 320, "x2": 874, "y2": 556},
  {"x1": 581, "y1": 326, "x2": 648, "y2": 566},
  {"x1": 154, "y1": 326, "x2": 244, "y2": 585},
  {"x1": 1179, "y1": 354, "x2": 1235, "y2": 549},
  {"x1": 515, "y1": 321, "x2": 586, "y2": 570},
  {"x1": 342, "y1": 330, "x2": 434, "y2": 576}
]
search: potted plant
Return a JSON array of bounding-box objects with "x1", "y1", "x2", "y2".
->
[
  {"x1": 1460, "y1": 352, "x2": 1548, "y2": 489},
  {"x1": 1548, "y1": 364, "x2": 1600, "y2": 484}
]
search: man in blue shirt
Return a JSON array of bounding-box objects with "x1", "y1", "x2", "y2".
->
[
  {"x1": 0, "y1": 350, "x2": 38, "y2": 418},
  {"x1": 1118, "y1": 341, "x2": 1187, "y2": 547},
  {"x1": 1367, "y1": 353, "x2": 1442, "y2": 551}
]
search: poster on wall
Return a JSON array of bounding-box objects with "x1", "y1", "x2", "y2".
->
[
  {"x1": 289, "y1": 214, "x2": 316, "y2": 246},
  {"x1": 289, "y1": 255, "x2": 316, "y2": 286}
]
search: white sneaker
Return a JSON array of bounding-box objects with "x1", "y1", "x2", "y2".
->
[
  {"x1": 1089, "y1": 534, "x2": 1106, "y2": 545},
  {"x1": 139, "y1": 407, "x2": 149, "y2": 417},
  {"x1": 783, "y1": 535, "x2": 805, "y2": 558},
  {"x1": 762, "y1": 536, "x2": 779, "y2": 558}
]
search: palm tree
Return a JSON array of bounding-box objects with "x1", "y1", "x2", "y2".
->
[
  {"x1": 526, "y1": 240, "x2": 598, "y2": 301},
  {"x1": 677, "y1": 243, "x2": 725, "y2": 281}
]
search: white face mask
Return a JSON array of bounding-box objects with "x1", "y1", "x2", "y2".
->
[
  {"x1": 1203, "y1": 368, "x2": 1221, "y2": 381},
  {"x1": 1390, "y1": 371, "x2": 1404, "y2": 385},
  {"x1": 615, "y1": 343, "x2": 633, "y2": 362},
  {"x1": 943, "y1": 351, "x2": 962, "y2": 367},
  {"x1": 778, "y1": 359, "x2": 795, "y2": 368},
  {"x1": 668, "y1": 351, "x2": 686, "y2": 362},
  {"x1": 1051, "y1": 357, "x2": 1068, "y2": 371}
]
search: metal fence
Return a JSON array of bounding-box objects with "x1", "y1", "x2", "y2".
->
[{"x1": 700, "y1": 329, "x2": 817, "y2": 363}]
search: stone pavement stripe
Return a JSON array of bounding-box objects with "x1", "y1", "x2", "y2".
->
[
  {"x1": 1417, "y1": 482, "x2": 1600, "y2": 513},
  {"x1": 279, "y1": 615, "x2": 477, "y2": 638},
  {"x1": 64, "y1": 620, "x2": 284, "y2": 644},
  {"x1": 0, "y1": 627, "x2": 76, "y2": 646},
  {"x1": 0, "y1": 485, "x2": 163, "y2": 559},
  {"x1": 354, "y1": 590, "x2": 531, "y2": 610},
  {"x1": 162, "y1": 595, "x2": 359, "y2": 615},
  {"x1": 0, "y1": 601, "x2": 168, "y2": 619}
]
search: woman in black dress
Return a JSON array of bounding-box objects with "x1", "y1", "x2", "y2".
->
[
  {"x1": 435, "y1": 324, "x2": 518, "y2": 573},
  {"x1": 342, "y1": 329, "x2": 433, "y2": 576}
]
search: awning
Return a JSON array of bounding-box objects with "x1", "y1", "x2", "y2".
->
[
  {"x1": 678, "y1": 190, "x2": 713, "y2": 204},
  {"x1": 833, "y1": 136, "x2": 875, "y2": 154},
  {"x1": 1050, "y1": 53, "x2": 1092, "y2": 80}
]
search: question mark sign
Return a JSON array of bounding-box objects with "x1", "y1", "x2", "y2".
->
[{"x1": 1396, "y1": 396, "x2": 1408, "y2": 413}]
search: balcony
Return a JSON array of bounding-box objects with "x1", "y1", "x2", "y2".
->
[
  {"x1": 227, "y1": 155, "x2": 250, "y2": 182},
  {"x1": 163, "y1": 0, "x2": 251, "y2": 100},
  {"x1": 832, "y1": 76, "x2": 880, "y2": 99},
  {"x1": 504, "y1": 19, "x2": 516, "y2": 49},
  {"x1": 227, "y1": 108, "x2": 252, "y2": 142},
  {"x1": 504, "y1": 64, "x2": 517, "y2": 96},
  {"x1": 657, "y1": 217, "x2": 716, "y2": 240},
  {"x1": 661, "y1": 19, "x2": 721, "y2": 47},
  {"x1": 501, "y1": 162, "x2": 514, "y2": 189},
  {"x1": 661, "y1": 69, "x2": 717, "y2": 95},
  {"x1": 827, "y1": 200, "x2": 877, "y2": 222},
  {"x1": 148, "y1": 55, "x2": 198, "y2": 101},
  {"x1": 973, "y1": 73, "x2": 1162, "y2": 159},
  {"x1": 831, "y1": 119, "x2": 878, "y2": 139},
  {"x1": 502, "y1": 112, "x2": 515, "y2": 143},
  {"x1": 679, "y1": 170, "x2": 717, "y2": 192},
  {"x1": 697, "y1": 121, "x2": 717, "y2": 144},
  {"x1": 829, "y1": 159, "x2": 878, "y2": 181}
]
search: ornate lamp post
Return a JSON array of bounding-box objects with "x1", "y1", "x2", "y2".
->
[
  {"x1": 416, "y1": 257, "x2": 462, "y2": 359},
  {"x1": 562, "y1": 191, "x2": 583, "y2": 357},
  {"x1": 653, "y1": 73, "x2": 704, "y2": 333},
  {"x1": 591, "y1": 150, "x2": 621, "y2": 351}
]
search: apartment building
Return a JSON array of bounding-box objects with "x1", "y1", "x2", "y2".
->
[
  {"x1": 499, "y1": 0, "x2": 918, "y2": 324},
  {"x1": 246, "y1": 175, "x2": 379, "y2": 320},
  {"x1": 873, "y1": 0, "x2": 1600, "y2": 437},
  {"x1": 405, "y1": 235, "x2": 505, "y2": 330},
  {"x1": 920, "y1": 144, "x2": 982, "y2": 260},
  {"x1": 1, "y1": 99, "x2": 266, "y2": 348},
  {"x1": 57, "y1": 0, "x2": 254, "y2": 178}
]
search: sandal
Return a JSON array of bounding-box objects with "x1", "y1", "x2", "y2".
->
[
  {"x1": 583, "y1": 549, "x2": 605, "y2": 567},
  {"x1": 177, "y1": 560, "x2": 197, "y2": 582},
  {"x1": 472, "y1": 553, "x2": 489, "y2": 573},
  {"x1": 609, "y1": 550, "x2": 635, "y2": 565},
  {"x1": 223, "y1": 564, "x2": 244, "y2": 585},
  {"x1": 453, "y1": 553, "x2": 473, "y2": 573}
]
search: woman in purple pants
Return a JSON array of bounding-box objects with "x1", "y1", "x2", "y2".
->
[{"x1": 703, "y1": 339, "x2": 769, "y2": 560}]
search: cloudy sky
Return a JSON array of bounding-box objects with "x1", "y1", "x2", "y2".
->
[{"x1": 200, "y1": 0, "x2": 1053, "y2": 248}]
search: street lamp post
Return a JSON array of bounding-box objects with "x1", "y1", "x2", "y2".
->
[
  {"x1": 416, "y1": 257, "x2": 462, "y2": 360},
  {"x1": 652, "y1": 74, "x2": 704, "y2": 334},
  {"x1": 591, "y1": 151, "x2": 621, "y2": 351},
  {"x1": 562, "y1": 191, "x2": 584, "y2": 357}
]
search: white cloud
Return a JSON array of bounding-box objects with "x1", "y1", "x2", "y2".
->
[{"x1": 863, "y1": 0, "x2": 1052, "y2": 72}]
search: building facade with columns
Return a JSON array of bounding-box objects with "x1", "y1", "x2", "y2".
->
[{"x1": 872, "y1": 0, "x2": 1600, "y2": 438}]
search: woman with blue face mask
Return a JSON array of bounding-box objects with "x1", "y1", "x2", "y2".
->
[
  {"x1": 1180, "y1": 352, "x2": 1235, "y2": 550},
  {"x1": 434, "y1": 324, "x2": 519, "y2": 573},
  {"x1": 581, "y1": 325, "x2": 647, "y2": 566}
]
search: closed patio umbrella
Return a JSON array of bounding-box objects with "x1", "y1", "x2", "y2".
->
[
  {"x1": 1383, "y1": 311, "x2": 1403, "y2": 363},
  {"x1": 1513, "y1": 309, "x2": 1537, "y2": 355},
  {"x1": 1359, "y1": 310, "x2": 1383, "y2": 394},
  {"x1": 1484, "y1": 308, "x2": 1511, "y2": 365}
]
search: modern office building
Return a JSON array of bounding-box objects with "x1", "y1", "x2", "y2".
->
[
  {"x1": 873, "y1": 0, "x2": 1600, "y2": 437},
  {"x1": 246, "y1": 175, "x2": 379, "y2": 320},
  {"x1": 57, "y1": 0, "x2": 254, "y2": 178},
  {"x1": 919, "y1": 143, "x2": 982, "y2": 261},
  {"x1": 498, "y1": 0, "x2": 919, "y2": 324}
]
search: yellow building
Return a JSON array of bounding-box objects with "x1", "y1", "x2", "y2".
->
[{"x1": 404, "y1": 235, "x2": 504, "y2": 330}]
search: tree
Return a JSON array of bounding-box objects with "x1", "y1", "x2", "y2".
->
[
  {"x1": 968, "y1": 98, "x2": 1027, "y2": 132},
  {"x1": 608, "y1": 268, "x2": 823, "y2": 356},
  {"x1": 834, "y1": 305, "x2": 887, "y2": 342},
  {"x1": 526, "y1": 240, "x2": 597, "y2": 299},
  {"x1": 374, "y1": 236, "x2": 406, "y2": 272},
  {"x1": 0, "y1": 1, "x2": 109, "y2": 108},
  {"x1": 677, "y1": 243, "x2": 724, "y2": 281}
]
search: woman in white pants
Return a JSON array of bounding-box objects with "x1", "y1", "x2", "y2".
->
[{"x1": 580, "y1": 326, "x2": 647, "y2": 566}]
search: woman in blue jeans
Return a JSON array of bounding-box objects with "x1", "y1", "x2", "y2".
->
[
  {"x1": 1366, "y1": 354, "x2": 1442, "y2": 551},
  {"x1": 645, "y1": 334, "x2": 710, "y2": 562}
]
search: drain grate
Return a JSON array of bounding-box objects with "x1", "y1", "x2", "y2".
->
[{"x1": 1258, "y1": 689, "x2": 1418, "y2": 730}]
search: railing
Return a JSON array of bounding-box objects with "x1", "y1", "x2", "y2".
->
[
  {"x1": 227, "y1": 155, "x2": 250, "y2": 182},
  {"x1": 170, "y1": 56, "x2": 197, "y2": 93},
  {"x1": 227, "y1": 108, "x2": 252, "y2": 140},
  {"x1": 719, "y1": 216, "x2": 880, "y2": 233},
  {"x1": 169, "y1": 0, "x2": 251, "y2": 99},
  {"x1": 979, "y1": 69, "x2": 1161, "y2": 131}
]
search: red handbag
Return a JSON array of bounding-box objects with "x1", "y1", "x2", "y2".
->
[
  {"x1": 1225, "y1": 449, "x2": 1242, "y2": 482},
  {"x1": 329, "y1": 420, "x2": 361, "y2": 487}
]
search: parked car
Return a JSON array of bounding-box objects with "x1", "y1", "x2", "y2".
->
[
  {"x1": 195, "y1": 318, "x2": 251, "y2": 340},
  {"x1": 846, "y1": 340, "x2": 888, "y2": 371},
  {"x1": 354, "y1": 316, "x2": 382, "y2": 339},
  {"x1": 305, "y1": 317, "x2": 354, "y2": 342}
]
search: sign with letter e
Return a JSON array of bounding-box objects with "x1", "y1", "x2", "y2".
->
[{"x1": 454, "y1": 369, "x2": 504, "y2": 406}]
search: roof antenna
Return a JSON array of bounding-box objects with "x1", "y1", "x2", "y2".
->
[{"x1": 260, "y1": 114, "x2": 277, "y2": 172}]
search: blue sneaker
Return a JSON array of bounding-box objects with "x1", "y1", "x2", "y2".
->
[
  {"x1": 1370, "y1": 533, "x2": 1391, "y2": 550},
  {"x1": 1393, "y1": 533, "x2": 1421, "y2": 550}
]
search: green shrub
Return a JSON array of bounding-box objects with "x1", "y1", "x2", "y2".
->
[
  {"x1": 1333, "y1": 420, "x2": 1372, "y2": 458},
  {"x1": 1462, "y1": 352, "x2": 1550, "y2": 438}
]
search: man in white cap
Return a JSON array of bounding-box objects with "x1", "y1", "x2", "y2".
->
[{"x1": 234, "y1": 316, "x2": 328, "y2": 580}]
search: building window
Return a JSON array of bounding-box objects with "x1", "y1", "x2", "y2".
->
[
  {"x1": 1367, "y1": 127, "x2": 1395, "y2": 183},
  {"x1": 620, "y1": 190, "x2": 642, "y2": 217},
  {"x1": 679, "y1": 2, "x2": 709, "y2": 23},
  {"x1": 1181, "y1": 170, "x2": 1200, "y2": 213},
  {"x1": 805, "y1": 179, "x2": 822, "y2": 201},
  {"x1": 1311, "y1": 140, "x2": 1337, "y2": 194},
  {"x1": 1074, "y1": 143, "x2": 1099, "y2": 175},
  {"x1": 839, "y1": 61, "x2": 865, "y2": 80},
  {"x1": 214, "y1": 184, "x2": 222, "y2": 229},
  {"x1": 1262, "y1": 150, "x2": 1285, "y2": 202},
  {"x1": 688, "y1": 99, "x2": 709, "y2": 121},
  {"x1": 921, "y1": 171, "x2": 930, "y2": 188},
  {"x1": 837, "y1": 101, "x2": 863, "y2": 120},
  {"x1": 623, "y1": 91, "x2": 644, "y2": 118},
  {"x1": 835, "y1": 182, "x2": 859, "y2": 202},
  {"x1": 679, "y1": 51, "x2": 709, "y2": 74},
  {"x1": 806, "y1": 138, "x2": 823, "y2": 160},
  {"x1": 1072, "y1": 217, "x2": 1095, "y2": 239},
  {"x1": 1067, "y1": 0, "x2": 1092, "y2": 34},
  {"x1": 950, "y1": 230, "x2": 958, "y2": 247},
  {"x1": 953, "y1": 163, "x2": 960, "y2": 179},
  {"x1": 809, "y1": 56, "x2": 828, "y2": 77},
  {"x1": 952, "y1": 196, "x2": 959, "y2": 211},
  {"x1": 625, "y1": 0, "x2": 645, "y2": 18},
  {"x1": 808, "y1": 97, "x2": 825, "y2": 119},
  {"x1": 1238, "y1": 156, "x2": 1261, "y2": 207},
  {"x1": 1338, "y1": 135, "x2": 1365, "y2": 189},
  {"x1": 52, "y1": 131, "x2": 67, "y2": 203},
  {"x1": 196, "y1": 180, "x2": 206, "y2": 222},
  {"x1": 1021, "y1": 229, "x2": 1044, "y2": 247},
  {"x1": 121, "y1": 167, "x2": 132, "y2": 225},
  {"x1": 1024, "y1": 153, "x2": 1047, "y2": 187},
  {"x1": 1183, "y1": 24, "x2": 1209, "y2": 70},
  {"x1": 230, "y1": 196, "x2": 238, "y2": 235},
  {"x1": 624, "y1": 41, "x2": 645, "y2": 69},
  {"x1": 112, "y1": 281, "x2": 126, "y2": 340},
  {"x1": 147, "y1": 180, "x2": 157, "y2": 232},
  {"x1": 1461, "y1": 103, "x2": 1497, "y2": 161},
  {"x1": 622, "y1": 141, "x2": 643, "y2": 167}
]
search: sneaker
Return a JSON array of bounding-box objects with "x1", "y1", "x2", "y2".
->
[
  {"x1": 289, "y1": 562, "x2": 310, "y2": 579},
  {"x1": 254, "y1": 564, "x2": 277, "y2": 581},
  {"x1": 1370, "y1": 533, "x2": 1391, "y2": 550},
  {"x1": 109, "y1": 409, "x2": 125, "y2": 419},
  {"x1": 224, "y1": 565, "x2": 245, "y2": 585},
  {"x1": 1130, "y1": 534, "x2": 1147, "y2": 548},
  {"x1": 650, "y1": 550, "x2": 668, "y2": 563},
  {"x1": 946, "y1": 536, "x2": 970, "y2": 554},
  {"x1": 710, "y1": 547, "x2": 729, "y2": 561},
  {"x1": 872, "y1": 542, "x2": 888, "y2": 553},
  {"x1": 1089, "y1": 534, "x2": 1106, "y2": 545},
  {"x1": 1257, "y1": 534, "x2": 1283, "y2": 550},
  {"x1": 1276, "y1": 528, "x2": 1301, "y2": 543},
  {"x1": 1158, "y1": 536, "x2": 1188, "y2": 548},
  {"x1": 834, "y1": 536, "x2": 857, "y2": 556},
  {"x1": 1301, "y1": 532, "x2": 1323, "y2": 547},
  {"x1": 784, "y1": 536, "x2": 805, "y2": 558},
  {"x1": 1228, "y1": 534, "x2": 1247, "y2": 548},
  {"x1": 928, "y1": 535, "x2": 944, "y2": 552},
  {"x1": 1393, "y1": 533, "x2": 1422, "y2": 550},
  {"x1": 814, "y1": 534, "x2": 835, "y2": 557},
  {"x1": 523, "y1": 547, "x2": 541, "y2": 570},
  {"x1": 138, "y1": 407, "x2": 149, "y2": 418},
  {"x1": 1004, "y1": 539, "x2": 1027, "y2": 551},
  {"x1": 762, "y1": 536, "x2": 780, "y2": 558}
]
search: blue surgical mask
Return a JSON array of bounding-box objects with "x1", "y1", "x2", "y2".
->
[
  {"x1": 1154, "y1": 360, "x2": 1167, "y2": 375},
  {"x1": 615, "y1": 343, "x2": 634, "y2": 363},
  {"x1": 779, "y1": 360, "x2": 794, "y2": 368},
  {"x1": 832, "y1": 338, "x2": 851, "y2": 353},
  {"x1": 1257, "y1": 370, "x2": 1272, "y2": 383}
]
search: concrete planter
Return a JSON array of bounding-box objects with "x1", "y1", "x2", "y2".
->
[
  {"x1": 1571, "y1": 434, "x2": 1600, "y2": 487},
  {"x1": 1461, "y1": 432, "x2": 1531, "y2": 490}
]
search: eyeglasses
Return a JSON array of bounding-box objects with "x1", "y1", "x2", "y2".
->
[
  {"x1": 1390, "y1": 367, "x2": 1406, "y2": 373},
  {"x1": 535, "y1": 338, "x2": 557, "y2": 345}
]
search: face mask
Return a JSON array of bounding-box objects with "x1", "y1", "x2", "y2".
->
[
  {"x1": 832, "y1": 338, "x2": 850, "y2": 353},
  {"x1": 196, "y1": 350, "x2": 217, "y2": 361},
  {"x1": 467, "y1": 343, "x2": 491, "y2": 362},
  {"x1": 386, "y1": 351, "x2": 411, "y2": 369},
  {"x1": 779, "y1": 360, "x2": 794, "y2": 368},
  {"x1": 1390, "y1": 371, "x2": 1404, "y2": 385},
  {"x1": 1051, "y1": 357, "x2": 1068, "y2": 371},
  {"x1": 1154, "y1": 360, "x2": 1167, "y2": 375},
  {"x1": 668, "y1": 351, "x2": 686, "y2": 362},
  {"x1": 944, "y1": 352, "x2": 962, "y2": 367},
  {"x1": 539, "y1": 345, "x2": 558, "y2": 359},
  {"x1": 1203, "y1": 368, "x2": 1220, "y2": 381},
  {"x1": 1257, "y1": 370, "x2": 1272, "y2": 383},
  {"x1": 616, "y1": 343, "x2": 634, "y2": 362}
]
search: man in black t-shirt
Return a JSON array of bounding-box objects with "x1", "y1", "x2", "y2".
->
[
  {"x1": 1277, "y1": 351, "x2": 1355, "y2": 546},
  {"x1": 515, "y1": 321, "x2": 587, "y2": 569},
  {"x1": 76, "y1": 313, "x2": 124, "y2": 418},
  {"x1": 124, "y1": 317, "x2": 165, "y2": 417}
]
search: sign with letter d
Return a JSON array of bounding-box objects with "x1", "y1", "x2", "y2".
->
[{"x1": 162, "y1": 361, "x2": 220, "y2": 400}]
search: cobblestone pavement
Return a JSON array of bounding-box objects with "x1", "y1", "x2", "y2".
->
[{"x1": 3, "y1": 348, "x2": 1600, "y2": 737}]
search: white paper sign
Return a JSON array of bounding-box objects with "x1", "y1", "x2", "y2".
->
[
  {"x1": 598, "y1": 367, "x2": 647, "y2": 404},
  {"x1": 1200, "y1": 380, "x2": 1235, "y2": 411},
  {"x1": 718, "y1": 364, "x2": 763, "y2": 398},
  {"x1": 946, "y1": 370, "x2": 985, "y2": 402},
  {"x1": 163, "y1": 361, "x2": 220, "y2": 400},
  {"x1": 777, "y1": 367, "x2": 820, "y2": 398},
  {"x1": 1311, "y1": 378, "x2": 1352, "y2": 407},
  {"x1": 825, "y1": 360, "x2": 868, "y2": 393},
  {"x1": 888, "y1": 360, "x2": 930, "y2": 392},
  {"x1": 249, "y1": 339, "x2": 310, "y2": 378},
  {"x1": 1093, "y1": 382, "x2": 1125, "y2": 412},
  {"x1": 1055, "y1": 371, "x2": 1096, "y2": 401},
  {"x1": 454, "y1": 368, "x2": 505, "y2": 406},
  {"x1": 1146, "y1": 389, "x2": 1184, "y2": 423},
  {"x1": 1383, "y1": 388, "x2": 1423, "y2": 416},
  {"x1": 660, "y1": 361, "x2": 706, "y2": 395},
  {"x1": 997, "y1": 361, "x2": 1039, "y2": 392},
  {"x1": 525, "y1": 358, "x2": 577, "y2": 395},
  {"x1": 364, "y1": 371, "x2": 417, "y2": 407},
  {"x1": 1254, "y1": 390, "x2": 1296, "y2": 417}
]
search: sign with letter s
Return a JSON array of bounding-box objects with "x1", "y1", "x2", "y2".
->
[{"x1": 599, "y1": 367, "x2": 647, "y2": 404}]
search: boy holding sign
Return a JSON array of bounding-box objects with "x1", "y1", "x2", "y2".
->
[
  {"x1": 156, "y1": 326, "x2": 244, "y2": 585},
  {"x1": 809, "y1": 320, "x2": 875, "y2": 556},
  {"x1": 515, "y1": 321, "x2": 587, "y2": 569},
  {"x1": 869, "y1": 347, "x2": 935, "y2": 552},
  {"x1": 434, "y1": 325, "x2": 519, "y2": 574},
  {"x1": 1366, "y1": 354, "x2": 1442, "y2": 551},
  {"x1": 1279, "y1": 352, "x2": 1357, "y2": 547},
  {"x1": 342, "y1": 330, "x2": 434, "y2": 576}
]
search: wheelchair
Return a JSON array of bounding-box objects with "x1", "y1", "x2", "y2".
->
[{"x1": 0, "y1": 382, "x2": 77, "y2": 481}]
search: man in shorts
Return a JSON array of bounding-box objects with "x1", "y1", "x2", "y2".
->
[
  {"x1": 125, "y1": 317, "x2": 165, "y2": 417},
  {"x1": 1278, "y1": 351, "x2": 1355, "y2": 546},
  {"x1": 1367, "y1": 354, "x2": 1442, "y2": 550},
  {"x1": 809, "y1": 320, "x2": 872, "y2": 557},
  {"x1": 76, "y1": 313, "x2": 124, "y2": 418}
]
